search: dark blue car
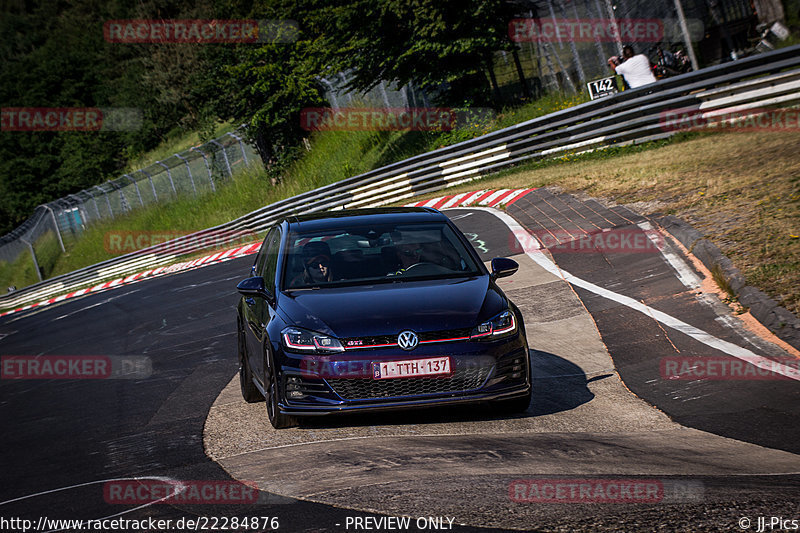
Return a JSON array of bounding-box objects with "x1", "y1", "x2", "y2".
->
[{"x1": 236, "y1": 207, "x2": 531, "y2": 428}]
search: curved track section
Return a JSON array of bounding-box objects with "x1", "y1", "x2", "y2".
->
[
  {"x1": 204, "y1": 206, "x2": 800, "y2": 530},
  {"x1": 1, "y1": 197, "x2": 798, "y2": 532}
]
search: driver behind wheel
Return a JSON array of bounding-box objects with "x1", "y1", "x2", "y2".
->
[
  {"x1": 387, "y1": 232, "x2": 423, "y2": 276},
  {"x1": 397, "y1": 242, "x2": 423, "y2": 270}
]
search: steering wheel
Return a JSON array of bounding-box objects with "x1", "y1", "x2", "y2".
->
[{"x1": 400, "y1": 262, "x2": 450, "y2": 275}]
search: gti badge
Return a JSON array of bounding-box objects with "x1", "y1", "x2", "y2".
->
[{"x1": 397, "y1": 330, "x2": 419, "y2": 351}]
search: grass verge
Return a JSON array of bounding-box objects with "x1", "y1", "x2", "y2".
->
[
  {"x1": 1, "y1": 92, "x2": 588, "y2": 291},
  {"x1": 125, "y1": 121, "x2": 236, "y2": 170},
  {"x1": 414, "y1": 130, "x2": 800, "y2": 316}
]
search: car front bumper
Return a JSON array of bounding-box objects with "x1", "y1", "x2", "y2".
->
[{"x1": 275, "y1": 332, "x2": 531, "y2": 417}]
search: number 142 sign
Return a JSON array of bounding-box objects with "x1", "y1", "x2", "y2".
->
[{"x1": 587, "y1": 76, "x2": 619, "y2": 100}]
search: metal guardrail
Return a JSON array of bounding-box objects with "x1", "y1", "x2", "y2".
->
[{"x1": 2, "y1": 44, "x2": 799, "y2": 312}]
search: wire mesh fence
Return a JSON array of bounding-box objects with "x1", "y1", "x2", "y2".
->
[
  {"x1": 319, "y1": 72, "x2": 432, "y2": 111},
  {"x1": 497, "y1": 0, "x2": 754, "y2": 99},
  {"x1": 318, "y1": 0, "x2": 749, "y2": 109},
  {"x1": 0, "y1": 127, "x2": 261, "y2": 289}
]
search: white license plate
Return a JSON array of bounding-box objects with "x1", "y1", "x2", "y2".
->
[{"x1": 373, "y1": 356, "x2": 452, "y2": 379}]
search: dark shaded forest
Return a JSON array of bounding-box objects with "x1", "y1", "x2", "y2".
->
[{"x1": 0, "y1": 0, "x2": 520, "y2": 234}]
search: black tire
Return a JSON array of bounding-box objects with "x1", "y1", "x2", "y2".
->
[
  {"x1": 238, "y1": 316, "x2": 262, "y2": 403},
  {"x1": 264, "y1": 350, "x2": 295, "y2": 429}
]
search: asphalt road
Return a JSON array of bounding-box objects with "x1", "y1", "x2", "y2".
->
[
  {"x1": 1, "y1": 197, "x2": 798, "y2": 532},
  {"x1": 506, "y1": 189, "x2": 800, "y2": 454}
]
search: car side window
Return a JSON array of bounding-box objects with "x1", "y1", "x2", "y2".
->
[
  {"x1": 261, "y1": 227, "x2": 282, "y2": 291},
  {"x1": 253, "y1": 230, "x2": 272, "y2": 275}
]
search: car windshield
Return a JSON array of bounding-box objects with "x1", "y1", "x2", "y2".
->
[{"x1": 282, "y1": 222, "x2": 482, "y2": 289}]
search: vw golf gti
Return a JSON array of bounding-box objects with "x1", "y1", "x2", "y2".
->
[{"x1": 236, "y1": 207, "x2": 531, "y2": 428}]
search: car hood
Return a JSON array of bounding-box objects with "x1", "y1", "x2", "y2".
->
[{"x1": 278, "y1": 276, "x2": 506, "y2": 338}]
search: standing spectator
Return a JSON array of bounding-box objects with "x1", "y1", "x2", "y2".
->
[{"x1": 608, "y1": 45, "x2": 657, "y2": 89}]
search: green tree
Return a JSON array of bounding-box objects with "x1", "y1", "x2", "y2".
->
[
  {"x1": 309, "y1": 0, "x2": 518, "y2": 104},
  {"x1": 201, "y1": 1, "x2": 328, "y2": 168},
  {"x1": 0, "y1": 0, "x2": 217, "y2": 233}
]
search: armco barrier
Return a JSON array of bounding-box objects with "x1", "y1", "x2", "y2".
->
[{"x1": 2, "y1": 44, "x2": 799, "y2": 313}]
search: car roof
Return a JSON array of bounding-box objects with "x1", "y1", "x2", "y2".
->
[{"x1": 285, "y1": 207, "x2": 448, "y2": 232}]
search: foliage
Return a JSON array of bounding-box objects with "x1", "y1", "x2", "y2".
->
[
  {"x1": 0, "y1": 0, "x2": 533, "y2": 236},
  {"x1": 0, "y1": 0, "x2": 206, "y2": 234},
  {"x1": 309, "y1": 0, "x2": 516, "y2": 104}
]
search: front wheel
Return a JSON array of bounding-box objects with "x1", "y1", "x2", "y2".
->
[
  {"x1": 264, "y1": 350, "x2": 295, "y2": 429},
  {"x1": 238, "y1": 316, "x2": 262, "y2": 403}
]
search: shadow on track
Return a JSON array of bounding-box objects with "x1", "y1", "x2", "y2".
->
[{"x1": 297, "y1": 350, "x2": 594, "y2": 429}]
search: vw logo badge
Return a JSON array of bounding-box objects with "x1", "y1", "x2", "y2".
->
[{"x1": 397, "y1": 330, "x2": 419, "y2": 351}]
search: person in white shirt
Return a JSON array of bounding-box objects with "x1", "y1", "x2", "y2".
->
[{"x1": 608, "y1": 45, "x2": 657, "y2": 89}]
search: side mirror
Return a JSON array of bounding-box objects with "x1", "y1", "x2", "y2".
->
[
  {"x1": 490, "y1": 257, "x2": 519, "y2": 279},
  {"x1": 237, "y1": 276, "x2": 268, "y2": 298}
]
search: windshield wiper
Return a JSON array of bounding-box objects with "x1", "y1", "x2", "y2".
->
[{"x1": 284, "y1": 286, "x2": 321, "y2": 292}]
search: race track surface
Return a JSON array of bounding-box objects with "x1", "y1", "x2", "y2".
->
[{"x1": 1, "y1": 192, "x2": 798, "y2": 532}]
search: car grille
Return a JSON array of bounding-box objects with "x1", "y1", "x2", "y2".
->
[
  {"x1": 340, "y1": 327, "x2": 473, "y2": 350},
  {"x1": 326, "y1": 363, "x2": 492, "y2": 400}
]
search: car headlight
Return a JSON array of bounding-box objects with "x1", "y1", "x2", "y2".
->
[
  {"x1": 282, "y1": 327, "x2": 345, "y2": 353},
  {"x1": 470, "y1": 310, "x2": 516, "y2": 340}
]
